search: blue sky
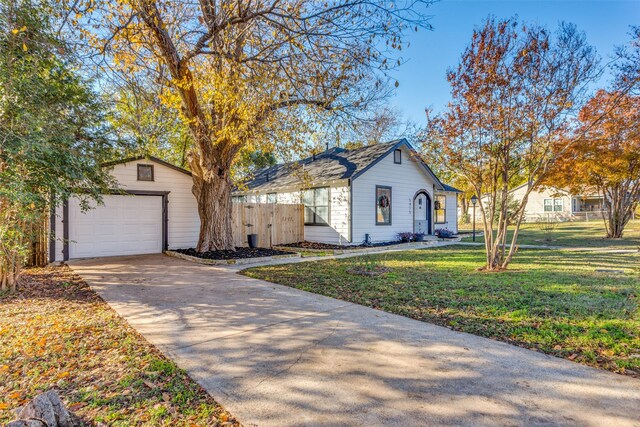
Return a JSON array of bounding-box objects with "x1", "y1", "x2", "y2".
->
[{"x1": 389, "y1": 0, "x2": 640, "y2": 125}]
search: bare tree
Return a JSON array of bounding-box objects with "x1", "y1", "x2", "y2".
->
[
  {"x1": 615, "y1": 26, "x2": 640, "y2": 95},
  {"x1": 343, "y1": 106, "x2": 418, "y2": 148},
  {"x1": 76, "y1": 0, "x2": 434, "y2": 251}
]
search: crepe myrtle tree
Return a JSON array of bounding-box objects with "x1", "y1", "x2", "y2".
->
[
  {"x1": 74, "y1": 0, "x2": 435, "y2": 251},
  {"x1": 426, "y1": 17, "x2": 600, "y2": 271}
]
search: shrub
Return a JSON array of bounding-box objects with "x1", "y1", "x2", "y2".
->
[{"x1": 397, "y1": 232, "x2": 415, "y2": 242}]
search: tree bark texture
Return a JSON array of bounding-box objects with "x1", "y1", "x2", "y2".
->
[
  {"x1": 602, "y1": 185, "x2": 638, "y2": 239},
  {"x1": 192, "y1": 172, "x2": 235, "y2": 251}
]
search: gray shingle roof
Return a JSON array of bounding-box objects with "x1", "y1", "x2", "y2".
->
[
  {"x1": 441, "y1": 183, "x2": 462, "y2": 193},
  {"x1": 238, "y1": 139, "x2": 454, "y2": 192}
]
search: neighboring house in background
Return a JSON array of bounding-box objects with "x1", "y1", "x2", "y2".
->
[
  {"x1": 233, "y1": 139, "x2": 461, "y2": 245},
  {"x1": 511, "y1": 184, "x2": 605, "y2": 221},
  {"x1": 465, "y1": 183, "x2": 606, "y2": 222}
]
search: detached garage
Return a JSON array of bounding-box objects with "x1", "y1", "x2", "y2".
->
[{"x1": 52, "y1": 157, "x2": 200, "y2": 262}]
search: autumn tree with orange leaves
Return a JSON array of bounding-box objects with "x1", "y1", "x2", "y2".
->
[
  {"x1": 72, "y1": 0, "x2": 434, "y2": 251},
  {"x1": 427, "y1": 17, "x2": 599, "y2": 271},
  {"x1": 547, "y1": 91, "x2": 640, "y2": 238}
]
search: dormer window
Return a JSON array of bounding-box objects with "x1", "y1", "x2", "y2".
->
[
  {"x1": 394, "y1": 149, "x2": 402, "y2": 164},
  {"x1": 137, "y1": 164, "x2": 154, "y2": 181}
]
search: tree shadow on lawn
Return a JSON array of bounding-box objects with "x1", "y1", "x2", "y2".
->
[
  {"x1": 501, "y1": 222, "x2": 640, "y2": 247},
  {"x1": 244, "y1": 247, "x2": 640, "y2": 376},
  {"x1": 0, "y1": 266, "x2": 238, "y2": 426},
  {"x1": 61, "y1": 253, "x2": 640, "y2": 425},
  {"x1": 159, "y1": 284, "x2": 640, "y2": 426},
  {"x1": 0, "y1": 266, "x2": 100, "y2": 305}
]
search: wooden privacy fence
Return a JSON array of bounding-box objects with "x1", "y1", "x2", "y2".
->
[
  {"x1": 27, "y1": 210, "x2": 49, "y2": 267},
  {"x1": 232, "y1": 203, "x2": 304, "y2": 248}
]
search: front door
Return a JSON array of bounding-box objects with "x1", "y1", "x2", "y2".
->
[{"x1": 413, "y1": 193, "x2": 431, "y2": 234}]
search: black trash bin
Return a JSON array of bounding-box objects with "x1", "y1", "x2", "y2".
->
[{"x1": 247, "y1": 233, "x2": 258, "y2": 249}]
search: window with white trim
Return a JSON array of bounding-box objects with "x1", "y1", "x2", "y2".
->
[
  {"x1": 435, "y1": 194, "x2": 446, "y2": 223},
  {"x1": 544, "y1": 198, "x2": 563, "y2": 212},
  {"x1": 302, "y1": 187, "x2": 329, "y2": 225}
]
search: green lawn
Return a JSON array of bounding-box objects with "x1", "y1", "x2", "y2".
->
[
  {"x1": 243, "y1": 246, "x2": 640, "y2": 377},
  {"x1": 459, "y1": 219, "x2": 640, "y2": 248}
]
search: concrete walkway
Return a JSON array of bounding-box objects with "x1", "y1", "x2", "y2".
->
[{"x1": 71, "y1": 254, "x2": 640, "y2": 427}]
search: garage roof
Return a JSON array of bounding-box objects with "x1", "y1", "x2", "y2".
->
[{"x1": 103, "y1": 156, "x2": 192, "y2": 176}]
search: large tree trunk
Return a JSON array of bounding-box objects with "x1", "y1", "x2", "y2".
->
[{"x1": 192, "y1": 173, "x2": 235, "y2": 252}]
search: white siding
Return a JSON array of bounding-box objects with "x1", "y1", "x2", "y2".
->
[
  {"x1": 466, "y1": 186, "x2": 573, "y2": 222},
  {"x1": 108, "y1": 162, "x2": 199, "y2": 249},
  {"x1": 241, "y1": 180, "x2": 350, "y2": 245},
  {"x1": 511, "y1": 185, "x2": 572, "y2": 221},
  {"x1": 305, "y1": 184, "x2": 350, "y2": 244},
  {"x1": 351, "y1": 146, "x2": 439, "y2": 244},
  {"x1": 53, "y1": 159, "x2": 199, "y2": 261}
]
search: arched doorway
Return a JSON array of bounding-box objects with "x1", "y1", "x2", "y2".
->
[{"x1": 413, "y1": 191, "x2": 432, "y2": 235}]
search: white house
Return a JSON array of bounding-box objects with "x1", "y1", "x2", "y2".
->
[
  {"x1": 511, "y1": 184, "x2": 605, "y2": 221},
  {"x1": 51, "y1": 157, "x2": 200, "y2": 262},
  {"x1": 466, "y1": 183, "x2": 605, "y2": 222},
  {"x1": 51, "y1": 140, "x2": 460, "y2": 261},
  {"x1": 233, "y1": 139, "x2": 461, "y2": 245}
]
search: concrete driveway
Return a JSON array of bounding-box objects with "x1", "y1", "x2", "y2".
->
[{"x1": 71, "y1": 254, "x2": 640, "y2": 427}]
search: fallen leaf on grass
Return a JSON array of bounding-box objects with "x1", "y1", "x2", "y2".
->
[
  {"x1": 568, "y1": 353, "x2": 579, "y2": 360},
  {"x1": 0, "y1": 266, "x2": 240, "y2": 426},
  {"x1": 143, "y1": 380, "x2": 158, "y2": 389},
  {"x1": 68, "y1": 402, "x2": 87, "y2": 411}
]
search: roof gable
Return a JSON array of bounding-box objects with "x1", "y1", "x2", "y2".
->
[
  {"x1": 241, "y1": 139, "x2": 446, "y2": 192},
  {"x1": 103, "y1": 156, "x2": 192, "y2": 176}
]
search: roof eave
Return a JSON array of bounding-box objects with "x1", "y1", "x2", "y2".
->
[
  {"x1": 102, "y1": 156, "x2": 192, "y2": 176},
  {"x1": 350, "y1": 139, "x2": 446, "y2": 191}
]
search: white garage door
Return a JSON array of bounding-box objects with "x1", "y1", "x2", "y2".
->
[{"x1": 69, "y1": 195, "x2": 163, "y2": 259}]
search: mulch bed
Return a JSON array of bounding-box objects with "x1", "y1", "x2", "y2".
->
[
  {"x1": 279, "y1": 241, "x2": 401, "y2": 250},
  {"x1": 175, "y1": 247, "x2": 295, "y2": 260},
  {"x1": 0, "y1": 267, "x2": 239, "y2": 426}
]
